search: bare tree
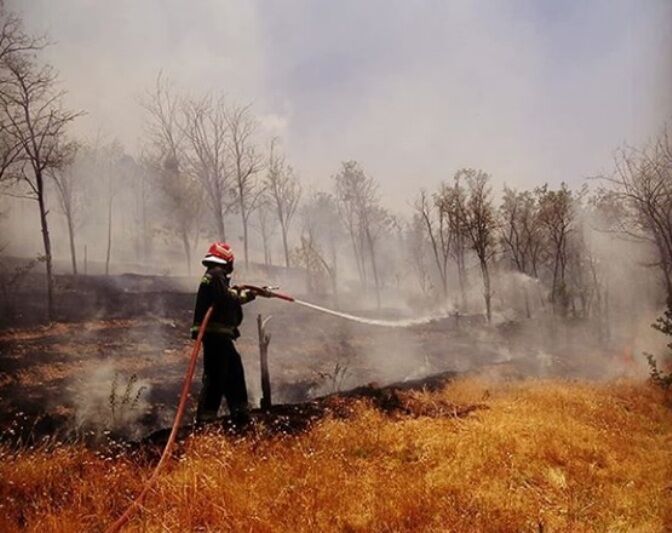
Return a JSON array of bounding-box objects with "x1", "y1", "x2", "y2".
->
[
  {"x1": 334, "y1": 162, "x2": 366, "y2": 286},
  {"x1": 181, "y1": 94, "x2": 233, "y2": 242},
  {"x1": 564, "y1": 212, "x2": 597, "y2": 319},
  {"x1": 141, "y1": 74, "x2": 183, "y2": 165},
  {"x1": 95, "y1": 143, "x2": 126, "y2": 276},
  {"x1": 415, "y1": 189, "x2": 451, "y2": 298},
  {"x1": 436, "y1": 177, "x2": 469, "y2": 310},
  {"x1": 407, "y1": 213, "x2": 432, "y2": 296},
  {"x1": 104, "y1": 179, "x2": 115, "y2": 276},
  {"x1": 226, "y1": 103, "x2": 263, "y2": 268},
  {"x1": 0, "y1": 5, "x2": 44, "y2": 62},
  {"x1": 457, "y1": 169, "x2": 497, "y2": 323},
  {"x1": 499, "y1": 186, "x2": 547, "y2": 317},
  {"x1": 0, "y1": 6, "x2": 46, "y2": 185},
  {"x1": 0, "y1": 54, "x2": 80, "y2": 319},
  {"x1": 155, "y1": 156, "x2": 202, "y2": 274},
  {"x1": 598, "y1": 131, "x2": 672, "y2": 301},
  {"x1": 252, "y1": 192, "x2": 276, "y2": 266},
  {"x1": 266, "y1": 139, "x2": 301, "y2": 268},
  {"x1": 50, "y1": 145, "x2": 83, "y2": 274},
  {"x1": 294, "y1": 233, "x2": 326, "y2": 294},
  {"x1": 334, "y1": 161, "x2": 387, "y2": 308},
  {"x1": 301, "y1": 191, "x2": 342, "y2": 303},
  {"x1": 536, "y1": 183, "x2": 576, "y2": 314},
  {"x1": 141, "y1": 74, "x2": 202, "y2": 274}
]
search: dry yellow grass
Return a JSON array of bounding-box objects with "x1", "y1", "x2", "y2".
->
[{"x1": 1, "y1": 378, "x2": 671, "y2": 532}]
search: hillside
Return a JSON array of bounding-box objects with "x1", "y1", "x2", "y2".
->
[{"x1": 1, "y1": 378, "x2": 670, "y2": 532}]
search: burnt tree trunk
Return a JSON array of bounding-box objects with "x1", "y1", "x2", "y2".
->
[
  {"x1": 365, "y1": 227, "x2": 381, "y2": 310},
  {"x1": 456, "y1": 248, "x2": 467, "y2": 311},
  {"x1": 65, "y1": 206, "x2": 77, "y2": 275},
  {"x1": 239, "y1": 194, "x2": 249, "y2": 268},
  {"x1": 257, "y1": 314, "x2": 272, "y2": 410},
  {"x1": 242, "y1": 215, "x2": 249, "y2": 268},
  {"x1": 216, "y1": 210, "x2": 226, "y2": 242},
  {"x1": 212, "y1": 188, "x2": 226, "y2": 241},
  {"x1": 105, "y1": 196, "x2": 113, "y2": 276},
  {"x1": 36, "y1": 169, "x2": 54, "y2": 321},
  {"x1": 281, "y1": 226, "x2": 290, "y2": 268},
  {"x1": 480, "y1": 259, "x2": 491, "y2": 324}
]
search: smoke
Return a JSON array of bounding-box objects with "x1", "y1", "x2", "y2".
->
[
  {"x1": 2, "y1": 1, "x2": 672, "y2": 441},
  {"x1": 70, "y1": 362, "x2": 152, "y2": 440},
  {"x1": 3, "y1": 0, "x2": 672, "y2": 277},
  {"x1": 6, "y1": 1, "x2": 672, "y2": 206}
]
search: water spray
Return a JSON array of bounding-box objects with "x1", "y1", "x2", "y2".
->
[{"x1": 241, "y1": 285, "x2": 449, "y2": 327}]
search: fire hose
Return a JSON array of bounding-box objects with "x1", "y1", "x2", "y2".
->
[
  {"x1": 105, "y1": 306, "x2": 213, "y2": 533},
  {"x1": 105, "y1": 287, "x2": 291, "y2": 532},
  {"x1": 106, "y1": 285, "x2": 443, "y2": 530}
]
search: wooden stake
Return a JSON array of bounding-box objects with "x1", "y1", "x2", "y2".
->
[{"x1": 257, "y1": 313, "x2": 272, "y2": 410}]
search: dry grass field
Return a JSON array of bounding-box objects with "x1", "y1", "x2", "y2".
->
[{"x1": 1, "y1": 377, "x2": 670, "y2": 532}]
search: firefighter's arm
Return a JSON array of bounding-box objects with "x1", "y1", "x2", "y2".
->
[
  {"x1": 228, "y1": 286, "x2": 256, "y2": 304},
  {"x1": 204, "y1": 272, "x2": 249, "y2": 307}
]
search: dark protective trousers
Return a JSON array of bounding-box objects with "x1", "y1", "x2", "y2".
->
[{"x1": 196, "y1": 335, "x2": 249, "y2": 425}]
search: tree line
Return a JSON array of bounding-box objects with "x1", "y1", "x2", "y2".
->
[{"x1": 0, "y1": 5, "x2": 670, "y2": 327}]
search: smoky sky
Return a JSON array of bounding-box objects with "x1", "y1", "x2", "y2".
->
[{"x1": 9, "y1": 0, "x2": 672, "y2": 211}]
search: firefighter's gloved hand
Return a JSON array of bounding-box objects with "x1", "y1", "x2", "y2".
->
[
  {"x1": 239, "y1": 288, "x2": 256, "y2": 302},
  {"x1": 229, "y1": 286, "x2": 255, "y2": 303}
]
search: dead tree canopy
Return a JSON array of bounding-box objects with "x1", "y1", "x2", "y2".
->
[
  {"x1": 50, "y1": 143, "x2": 83, "y2": 275},
  {"x1": 299, "y1": 192, "x2": 342, "y2": 299},
  {"x1": 226, "y1": 103, "x2": 264, "y2": 268},
  {"x1": 334, "y1": 161, "x2": 388, "y2": 309},
  {"x1": 457, "y1": 169, "x2": 496, "y2": 323},
  {"x1": 0, "y1": 49, "x2": 81, "y2": 320},
  {"x1": 499, "y1": 186, "x2": 545, "y2": 278},
  {"x1": 436, "y1": 178, "x2": 469, "y2": 310},
  {"x1": 141, "y1": 74, "x2": 202, "y2": 275},
  {"x1": 0, "y1": 6, "x2": 47, "y2": 183},
  {"x1": 266, "y1": 138, "x2": 301, "y2": 268},
  {"x1": 599, "y1": 131, "x2": 672, "y2": 302},
  {"x1": 181, "y1": 94, "x2": 233, "y2": 242},
  {"x1": 536, "y1": 183, "x2": 577, "y2": 314},
  {"x1": 253, "y1": 192, "x2": 277, "y2": 266},
  {"x1": 414, "y1": 189, "x2": 451, "y2": 299},
  {"x1": 406, "y1": 213, "x2": 432, "y2": 297}
]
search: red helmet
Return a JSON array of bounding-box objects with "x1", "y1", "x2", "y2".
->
[{"x1": 203, "y1": 241, "x2": 234, "y2": 266}]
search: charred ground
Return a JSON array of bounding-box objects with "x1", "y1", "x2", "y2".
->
[{"x1": 0, "y1": 272, "x2": 636, "y2": 447}]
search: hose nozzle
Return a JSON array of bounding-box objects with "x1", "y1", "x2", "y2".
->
[{"x1": 240, "y1": 284, "x2": 295, "y2": 302}]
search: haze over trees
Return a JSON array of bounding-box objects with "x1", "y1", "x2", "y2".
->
[
  {"x1": 458, "y1": 169, "x2": 497, "y2": 323},
  {"x1": 598, "y1": 134, "x2": 672, "y2": 302},
  {"x1": 0, "y1": 5, "x2": 80, "y2": 320},
  {"x1": 0, "y1": 3, "x2": 670, "y2": 344},
  {"x1": 266, "y1": 138, "x2": 301, "y2": 268},
  {"x1": 334, "y1": 161, "x2": 388, "y2": 309},
  {"x1": 141, "y1": 75, "x2": 202, "y2": 275}
]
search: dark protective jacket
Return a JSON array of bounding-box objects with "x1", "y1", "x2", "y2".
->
[{"x1": 191, "y1": 265, "x2": 255, "y2": 339}]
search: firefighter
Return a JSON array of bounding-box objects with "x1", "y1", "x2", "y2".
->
[{"x1": 191, "y1": 242, "x2": 256, "y2": 428}]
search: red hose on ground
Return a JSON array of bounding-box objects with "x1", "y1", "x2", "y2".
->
[{"x1": 105, "y1": 306, "x2": 214, "y2": 533}]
